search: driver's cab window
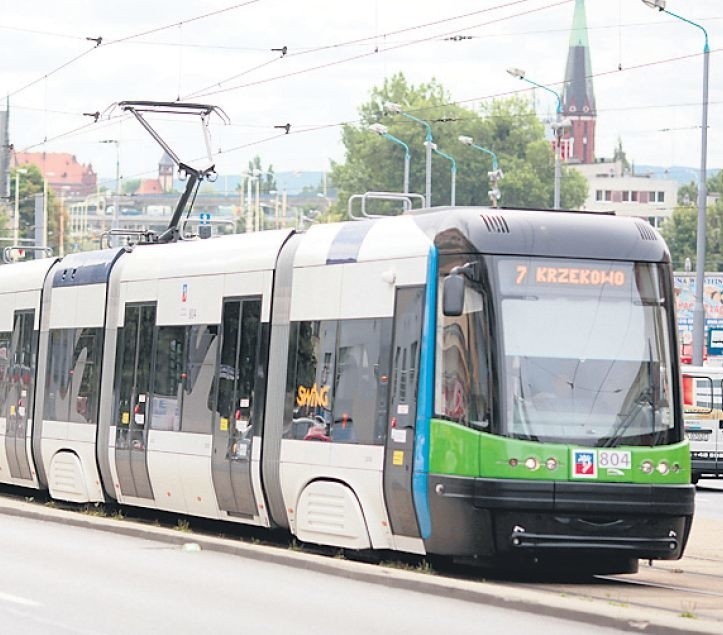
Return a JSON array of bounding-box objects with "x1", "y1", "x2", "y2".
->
[{"x1": 435, "y1": 272, "x2": 490, "y2": 429}]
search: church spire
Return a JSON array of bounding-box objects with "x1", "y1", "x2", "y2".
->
[{"x1": 561, "y1": 0, "x2": 596, "y2": 163}]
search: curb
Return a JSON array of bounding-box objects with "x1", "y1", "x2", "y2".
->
[{"x1": 0, "y1": 498, "x2": 719, "y2": 635}]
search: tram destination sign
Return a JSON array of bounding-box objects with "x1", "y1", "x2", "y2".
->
[{"x1": 498, "y1": 258, "x2": 631, "y2": 296}]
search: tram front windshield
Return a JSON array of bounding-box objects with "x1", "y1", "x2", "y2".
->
[{"x1": 497, "y1": 257, "x2": 675, "y2": 447}]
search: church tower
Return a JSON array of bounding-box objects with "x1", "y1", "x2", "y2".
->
[
  {"x1": 158, "y1": 152, "x2": 174, "y2": 193},
  {"x1": 561, "y1": 0, "x2": 596, "y2": 164}
]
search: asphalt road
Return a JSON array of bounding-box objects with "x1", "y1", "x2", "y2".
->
[
  {"x1": 0, "y1": 513, "x2": 627, "y2": 635},
  {"x1": 695, "y1": 478, "x2": 723, "y2": 519}
]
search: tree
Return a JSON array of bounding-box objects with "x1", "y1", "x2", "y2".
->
[
  {"x1": 664, "y1": 170, "x2": 723, "y2": 270},
  {"x1": 9, "y1": 164, "x2": 62, "y2": 255},
  {"x1": 246, "y1": 155, "x2": 277, "y2": 194},
  {"x1": 677, "y1": 181, "x2": 697, "y2": 206},
  {"x1": 122, "y1": 178, "x2": 141, "y2": 194},
  {"x1": 613, "y1": 137, "x2": 631, "y2": 173},
  {"x1": 330, "y1": 73, "x2": 587, "y2": 217}
]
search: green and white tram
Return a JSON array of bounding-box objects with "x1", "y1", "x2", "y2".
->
[{"x1": 0, "y1": 206, "x2": 694, "y2": 574}]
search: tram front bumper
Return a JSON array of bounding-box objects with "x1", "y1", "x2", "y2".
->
[
  {"x1": 425, "y1": 475, "x2": 695, "y2": 560},
  {"x1": 473, "y1": 478, "x2": 695, "y2": 560}
]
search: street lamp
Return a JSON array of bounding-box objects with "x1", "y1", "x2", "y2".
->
[
  {"x1": 368, "y1": 123, "x2": 411, "y2": 194},
  {"x1": 317, "y1": 191, "x2": 332, "y2": 211},
  {"x1": 13, "y1": 168, "x2": 28, "y2": 248},
  {"x1": 431, "y1": 144, "x2": 456, "y2": 207},
  {"x1": 384, "y1": 101, "x2": 433, "y2": 207},
  {"x1": 642, "y1": 0, "x2": 710, "y2": 366},
  {"x1": 458, "y1": 135, "x2": 503, "y2": 207},
  {"x1": 507, "y1": 67, "x2": 563, "y2": 209}
]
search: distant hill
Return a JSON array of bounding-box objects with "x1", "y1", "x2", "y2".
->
[
  {"x1": 634, "y1": 165, "x2": 720, "y2": 186},
  {"x1": 172, "y1": 171, "x2": 326, "y2": 196}
]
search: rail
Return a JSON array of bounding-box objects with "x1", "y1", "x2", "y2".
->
[
  {"x1": 2, "y1": 245, "x2": 54, "y2": 263},
  {"x1": 348, "y1": 191, "x2": 425, "y2": 220},
  {"x1": 98, "y1": 228, "x2": 158, "y2": 249}
]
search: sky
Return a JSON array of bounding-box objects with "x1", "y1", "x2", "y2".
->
[{"x1": 2, "y1": 0, "x2": 722, "y2": 190}]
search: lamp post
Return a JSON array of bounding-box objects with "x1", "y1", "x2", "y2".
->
[
  {"x1": 42, "y1": 172, "x2": 52, "y2": 250},
  {"x1": 642, "y1": 0, "x2": 709, "y2": 366},
  {"x1": 99, "y1": 140, "x2": 120, "y2": 243},
  {"x1": 431, "y1": 144, "x2": 456, "y2": 207},
  {"x1": 458, "y1": 135, "x2": 503, "y2": 207},
  {"x1": 250, "y1": 169, "x2": 276, "y2": 231},
  {"x1": 507, "y1": 67, "x2": 563, "y2": 209},
  {"x1": 245, "y1": 172, "x2": 255, "y2": 232},
  {"x1": 368, "y1": 123, "x2": 411, "y2": 194},
  {"x1": 13, "y1": 168, "x2": 28, "y2": 249},
  {"x1": 384, "y1": 102, "x2": 433, "y2": 207}
]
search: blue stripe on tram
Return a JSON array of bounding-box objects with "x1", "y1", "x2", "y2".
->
[{"x1": 412, "y1": 244, "x2": 437, "y2": 540}]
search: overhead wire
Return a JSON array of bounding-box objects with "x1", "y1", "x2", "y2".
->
[
  {"x1": 11, "y1": 0, "x2": 721, "y2": 171},
  {"x1": 180, "y1": 0, "x2": 544, "y2": 99},
  {"x1": 5, "y1": 0, "x2": 265, "y2": 100},
  {"x1": 188, "y1": 0, "x2": 574, "y2": 99},
  {"x1": 18, "y1": 41, "x2": 723, "y2": 160}
]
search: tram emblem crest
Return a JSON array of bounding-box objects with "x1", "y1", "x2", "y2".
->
[{"x1": 572, "y1": 449, "x2": 597, "y2": 478}]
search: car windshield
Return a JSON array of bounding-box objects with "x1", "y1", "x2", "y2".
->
[{"x1": 496, "y1": 258, "x2": 675, "y2": 447}]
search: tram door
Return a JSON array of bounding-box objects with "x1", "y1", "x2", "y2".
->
[
  {"x1": 211, "y1": 297, "x2": 261, "y2": 516},
  {"x1": 5, "y1": 310, "x2": 35, "y2": 481},
  {"x1": 114, "y1": 304, "x2": 155, "y2": 499},
  {"x1": 383, "y1": 286, "x2": 424, "y2": 538}
]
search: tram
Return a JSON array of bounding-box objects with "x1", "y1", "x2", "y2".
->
[{"x1": 0, "y1": 206, "x2": 695, "y2": 573}]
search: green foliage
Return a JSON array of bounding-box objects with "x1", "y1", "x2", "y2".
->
[
  {"x1": 665, "y1": 172, "x2": 723, "y2": 269},
  {"x1": 707, "y1": 169, "x2": 723, "y2": 195},
  {"x1": 330, "y1": 73, "x2": 588, "y2": 215},
  {"x1": 660, "y1": 206, "x2": 696, "y2": 269},
  {"x1": 613, "y1": 137, "x2": 631, "y2": 173},
  {"x1": 246, "y1": 155, "x2": 277, "y2": 193},
  {"x1": 9, "y1": 164, "x2": 62, "y2": 254},
  {"x1": 122, "y1": 178, "x2": 141, "y2": 194}
]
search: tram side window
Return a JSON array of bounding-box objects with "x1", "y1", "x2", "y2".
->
[
  {"x1": 2, "y1": 315, "x2": 31, "y2": 416},
  {"x1": 44, "y1": 328, "x2": 101, "y2": 424},
  {"x1": 333, "y1": 318, "x2": 391, "y2": 444},
  {"x1": 284, "y1": 318, "x2": 390, "y2": 445},
  {"x1": 181, "y1": 324, "x2": 218, "y2": 433},
  {"x1": 151, "y1": 323, "x2": 220, "y2": 434},
  {"x1": 152, "y1": 326, "x2": 186, "y2": 431},
  {"x1": 0, "y1": 331, "x2": 10, "y2": 412},
  {"x1": 285, "y1": 320, "x2": 334, "y2": 441},
  {"x1": 45, "y1": 330, "x2": 72, "y2": 421},
  {"x1": 69, "y1": 328, "x2": 102, "y2": 424},
  {"x1": 435, "y1": 281, "x2": 491, "y2": 429}
]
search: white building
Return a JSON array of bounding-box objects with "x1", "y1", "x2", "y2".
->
[{"x1": 572, "y1": 160, "x2": 678, "y2": 226}]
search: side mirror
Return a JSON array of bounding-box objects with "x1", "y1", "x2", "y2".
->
[{"x1": 443, "y1": 273, "x2": 465, "y2": 316}]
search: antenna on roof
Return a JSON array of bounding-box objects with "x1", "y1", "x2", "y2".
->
[{"x1": 115, "y1": 100, "x2": 230, "y2": 243}]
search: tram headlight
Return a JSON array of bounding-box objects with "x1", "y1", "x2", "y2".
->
[
  {"x1": 508, "y1": 458, "x2": 519, "y2": 467},
  {"x1": 545, "y1": 457, "x2": 558, "y2": 471},
  {"x1": 657, "y1": 460, "x2": 670, "y2": 475},
  {"x1": 641, "y1": 460, "x2": 654, "y2": 474},
  {"x1": 524, "y1": 457, "x2": 539, "y2": 471}
]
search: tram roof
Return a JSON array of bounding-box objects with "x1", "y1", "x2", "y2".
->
[
  {"x1": 116, "y1": 229, "x2": 294, "y2": 282},
  {"x1": 0, "y1": 257, "x2": 57, "y2": 293},
  {"x1": 408, "y1": 206, "x2": 670, "y2": 263}
]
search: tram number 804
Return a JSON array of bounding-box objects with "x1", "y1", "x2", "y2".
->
[{"x1": 598, "y1": 450, "x2": 632, "y2": 469}]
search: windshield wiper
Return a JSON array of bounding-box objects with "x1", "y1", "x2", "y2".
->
[
  {"x1": 602, "y1": 392, "x2": 651, "y2": 447},
  {"x1": 604, "y1": 344, "x2": 657, "y2": 448}
]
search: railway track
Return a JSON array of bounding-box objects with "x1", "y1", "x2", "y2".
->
[{"x1": 1, "y1": 484, "x2": 722, "y2": 628}]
